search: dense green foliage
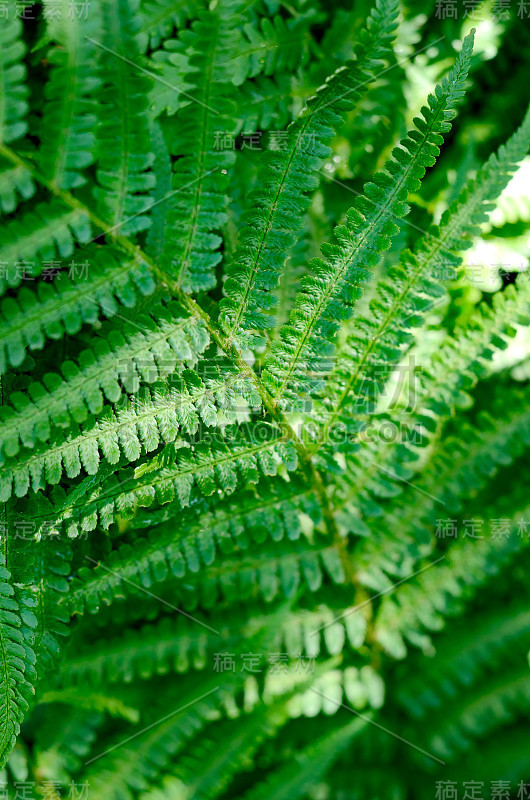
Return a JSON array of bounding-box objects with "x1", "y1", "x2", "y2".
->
[{"x1": 0, "y1": 0, "x2": 529, "y2": 797}]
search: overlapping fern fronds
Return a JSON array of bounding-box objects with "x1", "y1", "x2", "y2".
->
[{"x1": 0, "y1": 0, "x2": 529, "y2": 795}]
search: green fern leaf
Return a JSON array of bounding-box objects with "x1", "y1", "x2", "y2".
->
[
  {"x1": 83, "y1": 673, "x2": 244, "y2": 800},
  {"x1": 219, "y1": 0, "x2": 399, "y2": 349},
  {"x1": 141, "y1": 710, "x2": 284, "y2": 800},
  {"x1": 0, "y1": 199, "x2": 91, "y2": 293},
  {"x1": 145, "y1": 122, "x2": 173, "y2": 265},
  {"x1": 136, "y1": 0, "x2": 203, "y2": 53},
  {"x1": 0, "y1": 553, "x2": 37, "y2": 770},
  {"x1": 64, "y1": 480, "x2": 319, "y2": 614},
  {"x1": 7, "y1": 502, "x2": 72, "y2": 676},
  {"x1": 373, "y1": 521, "x2": 530, "y2": 658},
  {"x1": 237, "y1": 14, "x2": 314, "y2": 80},
  {"x1": 235, "y1": 74, "x2": 294, "y2": 133},
  {"x1": 0, "y1": 300, "x2": 209, "y2": 455},
  {"x1": 0, "y1": 6, "x2": 528, "y2": 792},
  {"x1": 314, "y1": 106, "x2": 530, "y2": 455},
  {"x1": 0, "y1": 245, "x2": 156, "y2": 374},
  {"x1": 262, "y1": 32, "x2": 475, "y2": 410},
  {"x1": 19, "y1": 425, "x2": 296, "y2": 535},
  {"x1": 240, "y1": 718, "x2": 367, "y2": 800},
  {"x1": 0, "y1": 367, "x2": 260, "y2": 501},
  {"x1": 92, "y1": 0, "x2": 155, "y2": 235},
  {"x1": 0, "y1": 5, "x2": 28, "y2": 146},
  {"x1": 0, "y1": 158, "x2": 34, "y2": 215},
  {"x1": 39, "y1": 0, "x2": 102, "y2": 189},
  {"x1": 397, "y1": 600, "x2": 530, "y2": 717},
  {"x1": 158, "y1": 0, "x2": 244, "y2": 292}
]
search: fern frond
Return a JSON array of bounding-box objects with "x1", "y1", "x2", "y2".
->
[
  {"x1": 8, "y1": 511, "x2": 71, "y2": 676},
  {"x1": 58, "y1": 602, "x2": 304, "y2": 687},
  {"x1": 336, "y1": 381, "x2": 530, "y2": 539},
  {"x1": 22, "y1": 426, "x2": 297, "y2": 536},
  {"x1": 146, "y1": 38, "x2": 193, "y2": 119},
  {"x1": 65, "y1": 480, "x2": 318, "y2": 614},
  {"x1": 0, "y1": 4, "x2": 528, "y2": 790},
  {"x1": 240, "y1": 717, "x2": 367, "y2": 800},
  {"x1": 219, "y1": 0, "x2": 399, "y2": 349},
  {"x1": 341, "y1": 387, "x2": 530, "y2": 595},
  {"x1": 145, "y1": 122, "x2": 173, "y2": 265},
  {"x1": 314, "y1": 107, "x2": 530, "y2": 453},
  {"x1": 131, "y1": 470, "x2": 315, "y2": 533},
  {"x1": 0, "y1": 554, "x2": 37, "y2": 770},
  {"x1": 262, "y1": 32, "x2": 475, "y2": 410},
  {"x1": 235, "y1": 74, "x2": 294, "y2": 133},
  {"x1": 332, "y1": 279, "x2": 530, "y2": 535},
  {"x1": 33, "y1": 704, "x2": 103, "y2": 780},
  {"x1": 0, "y1": 364, "x2": 263, "y2": 502},
  {"x1": 138, "y1": 533, "x2": 345, "y2": 608},
  {"x1": 267, "y1": 603, "x2": 368, "y2": 660},
  {"x1": 0, "y1": 159, "x2": 34, "y2": 215},
  {"x1": 236, "y1": 13, "x2": 314, "y2": 81},
  {"x1": 83, "y1": 673, "x2": 244, "y2": 800},
  {"x1": 0, "y1": 5, "x2": 28, "y2": 146},
  {"x1": 424, "y1": 409, "x2": 530, "y2": 514},
  {"x1": 0, "y1": 247, "x2": 156, "y2": 373},
  {"x1": 141, "y1": 709, "x2": 284, "y2": 800},
  {"x1": 397, "y1": 601, "x2": 530, "y2": 718},
  {"x1": 159, "y1": 0, "x2": 244, "y2": 292},
  {"x1": 39, "y1": 0, "x2": 102, "y2": 189},
  {"x1": 39, "y1": 686, "x2": 139, "y2": 723},
  {"x1": 397, "y1": 279, "x2": 530, "y2": 440},
  {"x1": 274, "y1": 663, "x2": 385, "y2": 719},
  {"x1": 57, "y1": 615, "x2": 218, "y2": 685},
  {"x1": 0, "y1": 300, "x2": 209, "y2": 455},
  {"x1": 93, "y1": 0, "x2": 155, "y2": 235},
  {"x1": 136, "y1": 0, "x2": 203, "y2": 53},
  {"x1": 57, "y1": 596, "x2": 368, "y2": 688},
  {"x1": 68, "y1": 532, "x2": 343, "y2": 614},
  {"x1": 429, "y1": 726, "x2": 530, "y2": 783},
  {"x1": 420, "y1": 666, "x2": 530, "y2": 762},
  {"x1": 373, "y1": 519, "x2": 530, "y2": 658},
  {"x1": 0, "y1": 200, "x2": 91, "y2": 293}
]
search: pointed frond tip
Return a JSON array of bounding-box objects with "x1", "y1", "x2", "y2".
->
[
  {"x1": 313, "y1": 100, "x2": 529, "y2": 457},
  {"x1": 262, "y1": 31, "x2": 475, "y2": 411}
]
